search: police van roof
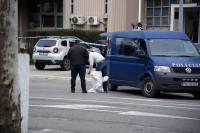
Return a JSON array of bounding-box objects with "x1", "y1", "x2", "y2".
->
[{"x1": 100, "y1": 30, "x2": 190, "y2": 40}]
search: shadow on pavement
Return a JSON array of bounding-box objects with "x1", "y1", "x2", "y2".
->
[{"x1": 116, "y1": 88, "x2": 196, "y2": 100}]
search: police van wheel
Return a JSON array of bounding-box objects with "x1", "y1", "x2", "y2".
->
[
  {"x1": 35, "y1": 63, "x2": 45, "y2": 70},
  {"x1": 108, "y1": 83, "x2": 118, "y2": 91},
  {"x1": 142, "y1": 77, "x2": 159, "y2": 98},
  {"x1": 192, "y1": 93, "x2": 200, "y2": 99},
  {"x1": 61, "y1": 57, "x2": 70, "y2": 71}
]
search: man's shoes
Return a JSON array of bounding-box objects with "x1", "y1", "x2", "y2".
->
[
  {"x1": 71, "y1": 90, "x2": 75, "y2": 93},
  {"x1": 82, "y1": 90, "x2": 87, "y2": 93}
]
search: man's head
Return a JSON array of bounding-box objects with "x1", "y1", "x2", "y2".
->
[
  {"x1": 75, "y1": 40, "x2": 80, "y2": 45},
  {"x1": 106, "y1": 41, "x2": 108, "y2": 46},
  {"x1": 87, "y1": 50, "x2": 91, "y2": 55}
]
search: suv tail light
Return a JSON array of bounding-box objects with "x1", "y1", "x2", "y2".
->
[
  {"x1": 33, "y1": 47, "x2": 36, "y2": 52},
  {"x1": 53, "y1": 47, "x2": 59, "y2": 53}
]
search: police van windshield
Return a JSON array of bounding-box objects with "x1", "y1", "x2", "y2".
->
[
  {"x1": 36, "y1": 40, "x2": 57, "y2": 47},
  {"x1": 148, "y1": 39, "x2": 200, "y2": 57}
]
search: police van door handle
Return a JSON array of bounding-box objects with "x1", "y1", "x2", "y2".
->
[{"x1": 113, "y1": 57, "x2": 119, "y2": 60}]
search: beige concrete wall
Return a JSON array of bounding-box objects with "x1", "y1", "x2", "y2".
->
[
  {"x1": 63, "y1": 0, "x2": 146, "y2": 32},
  {"x1": 108, "y1": 0, "x2": 127, "y2": 32},
  {"x1": 63, "y1": 0, "x2": 105, "y2": 31}
]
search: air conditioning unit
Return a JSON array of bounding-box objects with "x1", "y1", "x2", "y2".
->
[
  {"x1": 71, "y1": 16, "x2": 85, "y2": 25},
  {"x1": 87, "y1": 16, "x2": 99, "y2": 25}
]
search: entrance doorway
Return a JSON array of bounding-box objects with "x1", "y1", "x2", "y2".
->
[{"x1": 185, "y1": 11, "x2": 199, "y2": 44}]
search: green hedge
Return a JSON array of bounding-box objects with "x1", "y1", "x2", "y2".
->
[{"x1": 23, "y1": 29, "x2": 105, "y2": 60}]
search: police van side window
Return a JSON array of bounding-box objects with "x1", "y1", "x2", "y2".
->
[
  {"x1": 138, "y1": 39, "x2": 147, "y2": 53},
  {"x1": 115, "y1": 38, "x2": 138, "y2": 56}
]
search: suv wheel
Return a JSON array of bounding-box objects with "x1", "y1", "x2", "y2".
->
[
  {"x1": 191, "y1": 93, "x2": 200, "y2": 99},
  {"x1": 108, "y1": 83, "x2": 118, "y2": 91},
  {"x1": 61, "y1": 57, "x2": 70, "y2": 71},
  {"x1": 142, "y1": 77, "x2": 159, "y2": 98},
  {"x1": 35, "y1": 63, "x2": 45, "y2": 70}
]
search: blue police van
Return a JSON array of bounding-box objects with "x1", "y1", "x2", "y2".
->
[{"x1": 101, "y1": 30, "x2": 200, "y2": 98}]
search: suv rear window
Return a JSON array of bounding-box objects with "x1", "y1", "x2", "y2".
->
[{"x1": 36, "y1": 40, "x2": 57, "y2": 47}]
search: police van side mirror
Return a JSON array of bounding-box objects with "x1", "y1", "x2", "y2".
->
[{"x1": 136, "y1": 50, "x2": 145, "y2": 59}]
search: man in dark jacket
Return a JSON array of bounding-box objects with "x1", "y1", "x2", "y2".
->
[{"x1": 67, "y1": 40, "x2": 89, "y2": 93}]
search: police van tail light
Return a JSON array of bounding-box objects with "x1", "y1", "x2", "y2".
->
[
  {"x1": 154, "y1": 66, "x2": 171, "y2": 72},
  {"x1": 53, "y1": 47, "x2": 59, "y2": 53}
]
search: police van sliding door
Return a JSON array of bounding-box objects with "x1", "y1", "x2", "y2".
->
[{"x1": 108, "y1": 37, "x2": 146, "y2": 86}]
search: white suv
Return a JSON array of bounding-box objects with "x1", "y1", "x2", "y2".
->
[
  {"x1": 32, "y1": 36, "x2": 79, "y2": 71},
  {"x1": 32, "y1": 36, "x2": 103, "y2": 71}
]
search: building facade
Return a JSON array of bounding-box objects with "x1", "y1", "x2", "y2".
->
[{"x1": 18, "y1": 0, "x2": 200, "y2": 47}]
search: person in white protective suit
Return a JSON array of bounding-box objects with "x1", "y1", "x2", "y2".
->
[{"x1": 87, "y1": 51, "x2": 108, "y2": 93}]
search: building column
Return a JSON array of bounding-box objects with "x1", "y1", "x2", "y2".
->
[{"x1": 170, "y1": 5, "x2": 175, "y2": 31}]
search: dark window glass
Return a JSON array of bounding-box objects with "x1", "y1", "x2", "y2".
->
[
  {"x1": 162, "y1": 8, "x2": 169, "y2": 16},
  {"x1": 154, "y1": 18, "x2": 160, "y2": 25},
  {"x1": 163, "y1": 0, "x2": 169, "y2": 6},
  {"x1": 43, "y1": 0, "x2": 55, "y2": 13},
  {"x1": 29, "y1": 15, "x2": 40, "y2": 28},
  {"x1": 42, "y1": 15, "x2": 55, "y2": 27},
  {"x1": 170, "y1": 0, "x2": 178, "y2": 4},
  {"x1": 29, "y1": 0, "x2": 40, "y2": 13},
  {"x1": 57, "y1": 0, "x2": 63, "y2": 13},
  {"x1": 147, "y1": 0, "x2": 153, "y2": 7},
  {"x1": 71, "y1": 0, "x2": 74, "y2": 13},
  {"x1": 147, "y1": 8, "x2": 153, "y2": 16},
  {"x1": 71, "y1": 4, "x2": 74, "y2": 13},
  {"x1": 115, "y1": 38, "x2": 138, "y2": 56},
  {"x1": 162, "y1": 17, "x2": 168, "y2": 25},
  {"x1": 61, "y1": 41, "x2": 67, "y2": 46},
  {"x1": 70, "y1": 42, "x2": 75, "y2": 47},
  {"x1": 37, "y1": 40, "x2": 57, "y2": 47},
  {"x1": 105, "y1": 0, "x2": 108, "y2": 13},
  {"x1": 57, "y1": 16, "x2": 63, "y2": 28},
  {"x1": 147, "y1": 18, "x2": 153, "y2": 25},
  {"x1": 105, "y1": 5, "x2": 108, "y2": 13},
  {"x1": 154, "y1": 8, "x2": 161, "y2": 16},
  {"x1": 155, "y1": 0, "x2": 161, "y2": 6}
]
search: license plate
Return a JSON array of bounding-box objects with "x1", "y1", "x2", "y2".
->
[
  {"x1": 181, "y1": 82, "x2": 198, "y2": 86},
  {"x1": 39, "y1": 52, "x2": 48, "y2": 56}
]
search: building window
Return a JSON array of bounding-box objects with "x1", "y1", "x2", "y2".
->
[
  {"x1": 105, "y1": 0, "x2": 108, "y2": 13},
  {"x1": 43, "y1": 0, "x2": 55, "y2": 13},
  {"x1": 29, "y1": 15, "x2": 40, "y2": 28},
  {"x1": 57, "y1": 0, "x2": 63, "y2": 13},
  {"x1": 57, "y1": 16, "x2": 63, "y2": 28},
  {"x1": 28, "y1": 0, "x2": 63, "y2": 29},
  {"x1": 146, "y1": 0, "x2": 172, "y2": 28},
  {"x1": 147, "y1": 0, "x2": 153, "y2": 7},
  {"x1": 42, "y1": 15, "x2": 55, "y2": 27},
  {"x1": 71, "y1": 0, "x2": 74, "y2": 14}
]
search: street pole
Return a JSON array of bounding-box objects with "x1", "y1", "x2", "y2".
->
[{"x1": 178, "y1": 0, "x2": 183, "y2": 32}]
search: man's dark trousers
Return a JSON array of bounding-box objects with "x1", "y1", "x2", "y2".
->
[{"x1": 71, "y1": 65, "x2": 86, "y2": 92}]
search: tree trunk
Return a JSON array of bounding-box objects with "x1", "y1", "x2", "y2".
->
[{"x1": 0, "y1": 0, "x2": 21, "y2": 132}]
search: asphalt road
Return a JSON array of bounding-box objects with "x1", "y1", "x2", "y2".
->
[{"x1": 29, "y1": 65, "x2": 200, "y2": 133}]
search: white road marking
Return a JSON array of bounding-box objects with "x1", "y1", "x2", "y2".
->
[
  {"x1": 30, "y1": 104, "x2": 122, "y2": 113},
  {"x1": 107, "y1": 97, "x2": 200, "y2": 107},
  {"x1": 30, "y1": 104, "x2": 200, "y2": 121},
  {"x1": 31, "y1": 104, "x2": 116, "y2": 109},
  {"x1": 30, "y1": 97, "x2": 200, "y2": 111},
  {"x1": 119, "y1": 111, "x2": 200, "y2": 121}
]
